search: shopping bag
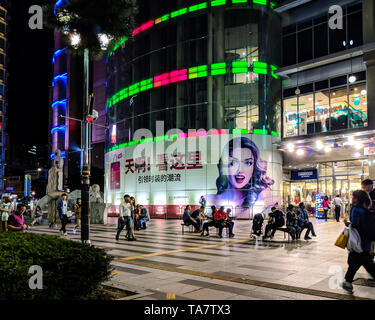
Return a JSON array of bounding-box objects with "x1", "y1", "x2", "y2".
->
[
  {"x1": 347, "y1": 226, "x2": 363, "y2": 253},
  {"x1": 66, "y1": 211, "x2": 73, "y2": 218},
  {"x1": 335, "y1": 228, "x2": 349, "y2": 249}
]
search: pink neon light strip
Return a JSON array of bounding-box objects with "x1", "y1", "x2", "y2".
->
[
  {"x1": 178, "y1": 133, "x2": 188, "y2": 139},
  {"x1": 133, "y1": 27, "x2": 141, "y2": 36},
  {"x1": 140, "y1": 20, "x2": 154, "y2": 31},
  {"x1": 170, "y1": 69, "x2": 187, "y2": 83},
  {"x1": 197, "y1": 130, "x2": 207, "y2": 137},
  {"x1": 154, "y1": 73, "x2": 170, "y2": 87}
]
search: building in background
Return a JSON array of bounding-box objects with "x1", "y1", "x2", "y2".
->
[
  {"x1": 105, "y1": 0, "x2": 283, "y2": 219},
  {"x1": 0, "y1": 0, "x2": 8, "y2": 195},
  {"x1": 50, "y1": 18, "x2": 107, "y2": 191},
  {"x1": 277, "y1": 0, "x2": 374, "y2": 215}
]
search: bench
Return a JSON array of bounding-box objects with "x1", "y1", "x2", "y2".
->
[
  {"x1": 181, "y1": 223, "x2": 194, "y2": 234},
  {"x1": 275, "y1": 227, "x2": 292, "y2": 241}
]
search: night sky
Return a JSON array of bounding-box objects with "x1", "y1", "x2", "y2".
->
[{"x1": 7, "y1": 0, "x2": 54, "y2": 145}]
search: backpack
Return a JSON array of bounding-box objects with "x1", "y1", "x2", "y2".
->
[{"x1": 362, "y1": 210, "x2": 375, "y2": 241}]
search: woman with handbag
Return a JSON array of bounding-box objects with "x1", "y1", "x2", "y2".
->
[{"x1": 341, "y1": 190, "x2": 375, "y2": 293}]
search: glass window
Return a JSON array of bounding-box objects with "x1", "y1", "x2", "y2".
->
[
  {"x1": 331, "y1": 87, "x2": 348, "y2": 131},
  {"x1": 297, "y1": 20, "x2": 312, "y2": 31},
  {"x1": 347, "y1": 12, "x2": 363, "y2": 48},
  {"x1": 282, "y1": 24, "x2": 296, "y2": 36},
  {"x1": 315, "y1": 90, "x2": 330, "y2": 133},
  {"x1": 349, "y1": 84, "x2": 367, "y2": 128},
  {"x1": 236, "y1": 106, "x2": 248, "y2": 130},
  {"x1": 249, "y1": 105, "x2": 259, "y2": 131},
  {"x1": 314, "y1": 23, "x2": 328, "y2": 58},
  {"x1": 298, "y1": 29, "x2": 313, "y2": 63},
  {"x1": 315, "y1": 80, "x2": 329, "y2": 91},
  {"x1": 283, "y1": 34, "x2": 296, "y2": 66},
  {"x1": 329, "y1": 17, "x2": 346, "y2": 54},
  {"x1": 330, "y1": 75, "x2": 347, "y2": 87},
  {"x1": 283, "y1": 97, "x2": 298, "y2": 137},
  {"x1": 298, "y1": 94, "x2": 314, "y2": 135}
]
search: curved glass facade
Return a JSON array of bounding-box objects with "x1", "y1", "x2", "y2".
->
[{"x1": 106, "y1": 0, "x2": 282, "y2": 149}]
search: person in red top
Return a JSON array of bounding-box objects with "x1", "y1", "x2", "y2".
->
[
  {"x1": 322, "y1": 196, "x2": 331, "y2": 221},
  {"x1": 7, "y1": 204, "x2": 30, "y2": 232}
]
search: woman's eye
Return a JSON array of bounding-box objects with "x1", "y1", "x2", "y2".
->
[{"x1": 244, "y1": 160, "x2": 253, "y2": 166}]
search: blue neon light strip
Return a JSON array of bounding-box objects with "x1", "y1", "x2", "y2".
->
[
  {"x1": 53, "y1": 73, "x2": 68, "y2": 82},
  {"x1": 52, "y1": 48, "x2": 67, "y2": 64},
  {"x1": 51, "y1": 126, "x2": 66, "y2": 135},
  {"x1": 50, "y1": 152, "x2": 66, "y2": 160},
  {"x1": 54, "y1": 0, "x2": 68, "y2": 15},
  {"x1": 51, "y1": 99, "x2": 67, "y2": 110}
]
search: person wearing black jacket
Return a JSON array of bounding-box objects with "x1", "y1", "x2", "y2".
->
[{"x1": 263, "y1": 207, "x2": 284, "y2": 240}]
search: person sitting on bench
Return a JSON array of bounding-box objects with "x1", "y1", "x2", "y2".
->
[
  {"x1": 263, "y1": 207, "x2": 285, "y2": 240},
  {"x1": 224, "y1": 208, "x2": 235, "y2": 238},
  {"x1": 191, "y1": 206, "x2": 206, "y2": 231},
  {"x1": 297, "y1": 202, "x2": 317, "y2": 240},
  {"x1": 286, "y1": 204, "x2": 300, "y2": 240},
  {"x1": 183, "y1": 205, "x2": 200, "y2": 232}
]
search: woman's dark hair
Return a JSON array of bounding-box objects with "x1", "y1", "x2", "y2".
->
[
  {"x1": 299, "y1": 202, "x2": 305, "y2": 208},
  {"x1": 216, "y1": 137, "x2": 274, "y2": 206},
  {"x1": 361, "y1": 179, "x2": 373, "y2": 186},
  {"x1": 287, "y1": 204, "x2": 294, "y2": 211},
  {"x1": 352, "y1": 190, "x2": 371, "y2": 209},
  {"x1": 324, "y1": 196, "x2": 328, "y2": 200},
  {"x1": 185, "y1": 205, "x2": 190, "y2": 211},
  {"x1": 36, "y1": 206, "x2": 41, "y2": 210},
  {"x1": 211, "y1": 205, "x2": 217, "y2": 213}
]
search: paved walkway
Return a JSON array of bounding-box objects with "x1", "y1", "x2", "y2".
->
[{"x1": 30, "y1": 218, "x2": 375, "y2": 300}]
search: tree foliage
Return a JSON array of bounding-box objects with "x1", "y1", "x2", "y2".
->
[{"x1": 44, "y1": 0, "x2": 138, "y2": 57}]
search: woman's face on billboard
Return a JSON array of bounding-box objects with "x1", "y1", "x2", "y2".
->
[{"x1": 227, "y1": 147, "x2": 254, "y2": 189}]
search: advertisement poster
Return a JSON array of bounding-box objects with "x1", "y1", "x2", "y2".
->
[{"x1": 105, "y1": 134, "x2": 282, "y2": 219}]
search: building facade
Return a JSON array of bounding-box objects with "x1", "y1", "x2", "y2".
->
[
  {"x1": 0, "y1": 1, "x2": 7, "y2": 194},
  {"x1": 277, "y1": 0, "x2": 374, "y2": 215},
  {"x1": 105, "y1": 0, "x2": 284, "y2": 218}
]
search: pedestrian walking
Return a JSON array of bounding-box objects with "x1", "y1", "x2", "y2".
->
[
  {"x1": 332, "y1": 195, "x2": 343, "y2": 222},
  {"x1": 341, "y1": 190, "x2": 375, "y2": 293},
  {"x1": 130, "y1": 197, "x2": 137, "y2": 240},
  {"x1": 322, "y1": 195, "x2": 331, "y2": 221},
  {"x1": 116, "y1": 194, "x2": 135, "y2": 241},
  {"x1": 57, "y1": 194, "x2": 69, "y2": 236},
  {"x1": 0, "y1": 196, "x2": 12, "y2": 232},
  {"x1": 73, "y1": 198, "x2": 82, "y2": 234},
  {"x1": 361, "y1": 179, "x2": 375, "y2": 211}
]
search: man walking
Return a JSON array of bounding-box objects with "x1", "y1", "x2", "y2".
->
[
  {"x1": 57, "y1": 194, "x2": 69, "y2": 236},
  {"x1": 332, "y1": 195, "x2": 343, "y2": 222},
  {"x1": 116, "y1": 194, "x2": 135, "y2": 241}
]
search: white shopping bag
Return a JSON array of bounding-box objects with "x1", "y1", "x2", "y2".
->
[
  {"x1": 66, "y1": 211, "x2": 73, "y2": 218},
  {"x1": 347, "y1": 226, "x2": 363, "y2": 253}
]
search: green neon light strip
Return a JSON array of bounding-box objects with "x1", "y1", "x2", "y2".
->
[
  {"x1": 189, "y1": 65, "x2": 208, "y2": 79},
  {"x1": 189, "y1": 2, "x2": 208, "y2": 12},
  {"x1": 271, "y1": 64, "x2": 279, "y2": 79},
  {"x1": 232, "y1": 61, "x2": 248, "y2": 73},
  {"x1": 171, "y1": 8, "x2": 188, "y2": 18},
  {"x1": 129, "y1": 82, "x2": 140, "y2": 96},
  {"x1": 253, "y1": 0, "x2": 267, "y2": 4},
  {"x1": 108, "y1": 0, "x2": 270, "y2": 56},
  {"x1": 253, "y1": 129, "x2": 267, "y2": 135},
  {"x1": 211, "y1": 62, "x2": 226, "y2": 76},
  {"x1": 211, "y1": 0, "x2": 226, "y2": 6},
  {"x1": 253, "y1": 61, "x2": 268, "y2": 74},
  {"x1": 108, "y1": 128, "x2": 281, "y2": 152},
  {"x1": 140, "y1": 78, "x2": 153, "y2": 91}
]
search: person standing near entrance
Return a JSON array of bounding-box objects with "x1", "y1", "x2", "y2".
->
[
  {"x1": 332, "y1": 195, "x2": 343, "y2": 222},
  {"x1": 322, "y1": 196, "x2": 331, "y2": 221}
]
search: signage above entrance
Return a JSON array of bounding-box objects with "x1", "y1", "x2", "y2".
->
[{"x1": 291, "y1": 170, "x2": 318, "y2": 181}]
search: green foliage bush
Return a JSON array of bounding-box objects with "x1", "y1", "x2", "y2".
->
[{"x1": 0, "y1": 232, "x2": 113, "y2": 300}]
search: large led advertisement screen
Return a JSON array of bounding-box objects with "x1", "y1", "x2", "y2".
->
[{"x1": 105, "y1": 133, "x2": 282, "y2": 219}]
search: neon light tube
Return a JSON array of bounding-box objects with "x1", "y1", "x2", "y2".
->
[
  {"x1": 253, "y1": 61, "x2": 268, "y2": 74},
  {"x1": 189, "y1": 65, "x2": 208, "y2": 79},
  {"x1": 171, "y1": 8, "x2": 188, "y2": 18},
  {"x1": 170, "y1": 69, "x2": 187, "y2": 83},
  {"x1": 211, "y1": 0, "x2": 226, "y2": 6},
  {"x1": 53, "y1": 73, "x2": 68, "y2": 82},
  {"x1": 271, "y1": 64, "x2": 279, "y2": 79},
  {"x1": 128, "y1": 83, "x2": 140, "y2": 96},
  {"x1": 51, "y1": 126, "x2": 66, "y2": 135},
  {"x1": 211, "y1": 62, "x2": 226, "y2": 76},
  {"x1": 51, "y1": 99, "x2": 67, "y2": 110},
  {"x1": 140, "y1": 20, "x2": 154, "y2": 31},
  {"x1": 52, "y1": 48, "x2": 66, "y2": 63},
  {"x1": 189, "y1": 2, "x2": 208, "y2": 12},
  {"x1": 253, "y1": 0, "x2": 267, "y2": 5},
  {"x1": 154, "y1": 73, "x2": 169, "y2": 87},
  {"x1": 232, "y1": 61, "x2": 248, "y2": 73},
  {"x1": 232, "y1": 0, "x2": 247, "y2": 3},
  {"x1": 140, "y1": 78, "x2": 153, "y2": 92}
]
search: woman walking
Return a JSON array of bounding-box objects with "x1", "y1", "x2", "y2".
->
[
  {"x1": 341, "y1": 190, "x2": 375, "y2": 293},
  {"x1": 73, "y1": 198, "x2": 82, "y2": 234},
  {"x1": 322, "y1": 195, "x2": 331, "y2": 221}
]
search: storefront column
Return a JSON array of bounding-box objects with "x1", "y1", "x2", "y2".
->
[{"x1": 369, "y1": 156, "x2": 375, "y2": 180}]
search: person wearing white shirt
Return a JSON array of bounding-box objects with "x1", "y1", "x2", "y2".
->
[
  {"x1": 116, "y1": 194, "x2": 135, "y2": 241},
  {"x1": 332, "y1": 195, "x2": 343, "y2": 222}
]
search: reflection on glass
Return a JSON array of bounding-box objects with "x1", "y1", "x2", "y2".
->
[
  {"x1": 331, "y1": 87, "x2": 348, "y2": 130},
  {"x1": 349, "y1": 84, "x2": 367, "y2": 128},
  {"x1": 298, "y1": 94, "x2": 314, "y2": 135},
  {"x1": 314, "y1": 91, "x2": 330, "y2": 132},
  {"x1": 283, "y1": 97, "x2": 298, "y2": 137}
]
